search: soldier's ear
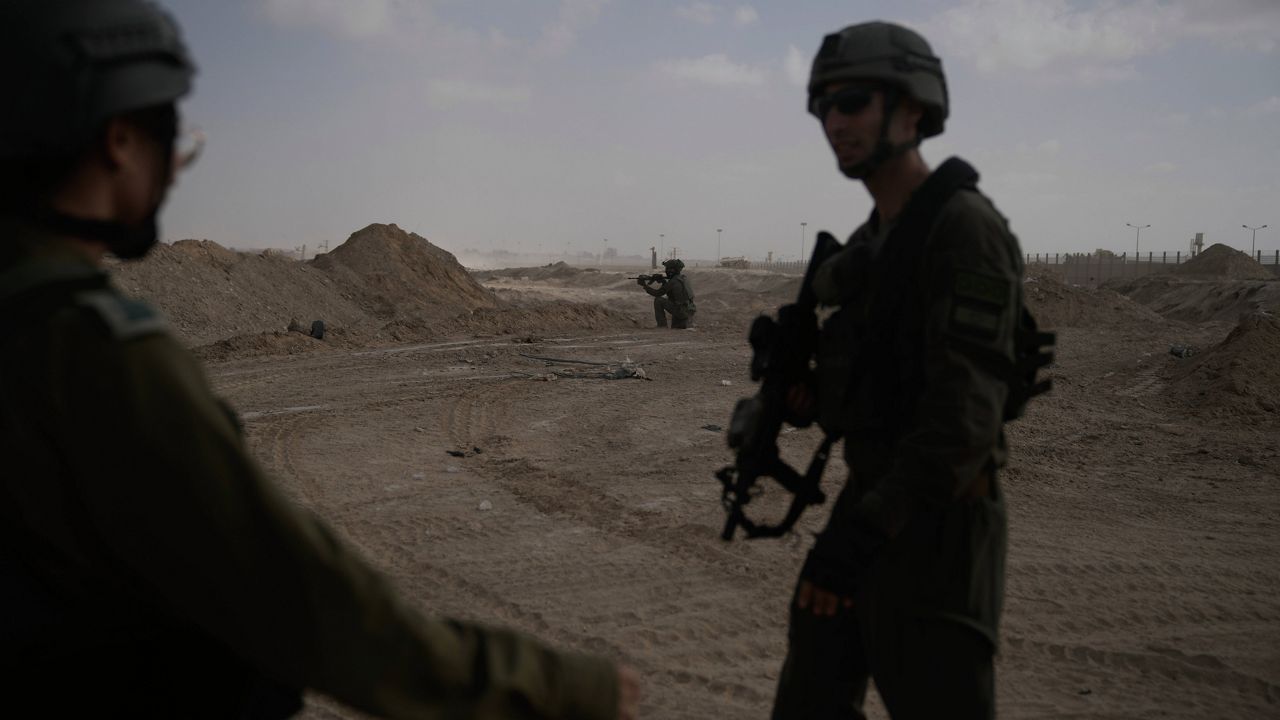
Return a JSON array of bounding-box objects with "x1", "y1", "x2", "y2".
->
[
  {"x1": 100, "y1": 117, "x2": 141, "y2": 173},
  {"x1": 894, "y1": 96, "x2": 925, "y2": 139}
]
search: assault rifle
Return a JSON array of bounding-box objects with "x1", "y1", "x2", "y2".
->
[
  {"x1": 628, "y1": 273, "x2": 666, "y2": 284},
  {"x1": 716, "y1": 232, "x2": 842, "y2": 541}
]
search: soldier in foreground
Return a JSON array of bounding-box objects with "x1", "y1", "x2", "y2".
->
[
  {"x1": 768, "y1": 21, "x2": 1049, "y2": 719},
  {"x1": 638, "y1": 258, "x2": 696, "y2": 328},
  {"x1": 0, "y1": 1, "x2": 638, "y2": 717}
]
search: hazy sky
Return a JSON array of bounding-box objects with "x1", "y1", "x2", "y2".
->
[{"x1": 159, "y1": 0, "x2": 1279, "y2": 262}]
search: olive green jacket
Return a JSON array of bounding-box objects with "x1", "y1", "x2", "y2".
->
[
  {"x1": 0, "y1": 234, "x2": 617, "y2": 719},
  {"x1": 808, "y1": 168, "x2": 1023, "y2": 643}
]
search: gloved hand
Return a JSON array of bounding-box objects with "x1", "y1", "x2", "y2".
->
[{"x1": 637, "y1": 277, "x2": 647, "y2": 286}]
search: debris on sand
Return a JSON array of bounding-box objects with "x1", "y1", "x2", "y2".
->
[
  {"x1": 1169, "y1": 311, "x2": 1280, "y2": 415},
  {"x1": 518, "y1": 353, "x2": 649, "y2": 380}
]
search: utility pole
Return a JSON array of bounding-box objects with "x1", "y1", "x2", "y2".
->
[
  {"x1": 1243, "y1": 224, "x2": 1268, "y2": 257},
  {"x1": 1125, "y1": 223, "x2": 1149, "y2": 260},
  {"x1": 659, "y1": 233, "x2": 665, "y2": 260},
  {"x1": 716, "y1": 228, "x2": 723, "y2": 263},
  {"x1": 800, "y1": 221, "x2": 807, "y2": 262}
]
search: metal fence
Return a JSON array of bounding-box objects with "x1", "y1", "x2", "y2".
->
[
  {"x1": 1025, "y1": 250, "x2": 1280, "y2": 287},
  {"x1": 710, "y1": 250, "x2": 1280, "y2": 284}
]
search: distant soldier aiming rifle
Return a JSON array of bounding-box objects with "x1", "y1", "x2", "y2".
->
[{"x1": 635, "y1": 258, "x2": 696, "y2": 329}]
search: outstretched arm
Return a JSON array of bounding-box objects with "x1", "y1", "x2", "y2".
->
[{"x1": 56, "y1": 325, "x2": 621, "y2": 720}]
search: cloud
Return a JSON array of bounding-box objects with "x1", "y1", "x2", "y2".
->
[
  {"x1": 734, "y1": 6, "x2": 759, "y2": 26},
  {"x1": 675, "y1": 2, "x2": 717, "y2": 25},
  {"x1": 427, "y1": 79, "x2": 532, "y2": 108},
  {"x1": 536, "y1": 0, "x2": 612, "y2": 56},
  {"x1": 657, "y1": 54, "x2": 768, "y2": 87},
  {"x1": 263, "y1": 0, "x2": 393, "y2": 38},
  {"x1": 928, "y1": 0, "x2": 1279, "y2": 84},
  {"x1": 1245, "y1": 96, "x2": 1280, "y2": 117},
  {"x1": 784, "y1": 45, "x2": 808, "y2": 86}
]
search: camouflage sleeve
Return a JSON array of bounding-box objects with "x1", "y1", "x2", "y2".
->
[
  {"x1": 856, "y1": 195, "x2": 1019, "y2": 535},
  {"x1": 53, "y1": 320, "x2": 618, "y2": 719}
]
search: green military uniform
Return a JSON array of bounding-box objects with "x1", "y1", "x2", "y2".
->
[
  {"x1": 644, "y1": 271, "x2": 695, "y2": 329},
  {"x1": 771, "y1": 159, "x2": 1022, "y2": 719},
  {"x1": 0, "y1": 226, "x2": 618, "y2": 719}
]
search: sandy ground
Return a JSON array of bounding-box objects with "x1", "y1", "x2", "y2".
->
[{"x1": 198, "y1": 274, "x2": 1280, "y2": 719}]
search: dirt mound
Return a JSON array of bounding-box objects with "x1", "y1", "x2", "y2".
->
[
  {"x1": 110, "y1": 241, "x2": 369, "y2": 347},
  {"x1": 1169, "y1": 311, "x2": 1280, "y2": 415},
  {"x1": 1022, "y1": 273, "x2": 1164, "y2": 329},
  {"x1": 447, "y1": 302, "x2": 639, "y2": 337},
  {"x1": 193, "y1": 331, "x2": 327, "y2": 363},
  {"x1": 1023, "y1": 263, "x2": 1066, "y2": 283},
  {"x1": 1104, "y1": 276, "x2": 1280, "y2": 323},
  {"x1": 109, "y1": 224, "x2": 646, "y2": 360},
  {"x1": 317, "y1": 223, "x2": 497, "y2": 321},
  {"x1": 1171, "y1": 243, "x2": 1273, "y2": 281},
  {"x1": 472, "y1": 261, "x2": 592, "y2": 283}
]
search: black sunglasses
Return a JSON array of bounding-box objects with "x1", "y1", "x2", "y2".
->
[{"x1": 809, "y1": 85, "x2": 876, "y2": 119}]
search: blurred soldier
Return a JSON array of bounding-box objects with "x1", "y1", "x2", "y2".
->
[
  {"x1": 0, "y1": 1, "x2": 638, "y2": 718},
  {"x1": 771, "y1": 21, "x2": 1043, "y2": 719},
  {"x1": 639, "y1": 258, "x2": 696, "y2": 328}
]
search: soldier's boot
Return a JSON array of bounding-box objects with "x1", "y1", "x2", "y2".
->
[{"x1": 671, "y1": 317, "x2": 688, "y2": 329}]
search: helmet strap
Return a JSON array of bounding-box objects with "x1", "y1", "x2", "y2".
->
[{"x1": 29, "y1": 205, "x2": 160, "y2": 260}]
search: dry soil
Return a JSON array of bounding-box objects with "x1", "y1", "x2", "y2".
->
[{"x1": 116, "y1": 230, "x2": 1280, "y2": 719}]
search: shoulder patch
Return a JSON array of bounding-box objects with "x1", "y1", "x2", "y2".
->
[
  {"x1": 75, "y1": 290, "x2": 168, "y2": 341},
  {"x1": 953, "y1": 270, "x2": 1010, "y2": 308}
]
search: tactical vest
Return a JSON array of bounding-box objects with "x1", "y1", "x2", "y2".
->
[{"x1": 817, "y1": 158, "x2": 1053, "y2": 441}]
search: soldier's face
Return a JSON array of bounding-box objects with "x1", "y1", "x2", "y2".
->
[
  {"x1": 818, "y1": 82, "x2": 883, "y2": 172},
  {"x1": 818, "y1": 82, "x2": 922, "y2": 176}
]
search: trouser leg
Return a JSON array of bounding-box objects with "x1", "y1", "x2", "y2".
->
[
  {"x1": 771, "y1": 580, "x2": 870, "y2": 720},
  {"x1": 654, "y1": 297, "x2": 675, "y2": 327},
  {"x1": 868, "y1": 615, "x2": 995, "y2": 720}
]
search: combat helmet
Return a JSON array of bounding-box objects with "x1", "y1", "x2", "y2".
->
[
  {"x1": 0, "y1": 0, "x2": 196, "y2": 258},
  {"x1": 0, "y1": 0, "x2": 195, "y2": 160},
  {"x1": 808, "y1": 21, "x2": 948, "y2": 139},
  {"x1": 662, "y1": 258, "x2": 685, "y2": 274}
]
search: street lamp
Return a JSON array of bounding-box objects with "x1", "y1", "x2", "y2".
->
[
  {"x1": 659, "y1": 233, "x2": 664, "y2": 259},
  {"x1": 1243, "y1": 224, "x2": 1268, "y2": 257},
  {"x1": 800, "y1": 222, "x2": 807, "y2": 261},
  {"x1": 602, "y1": 238, "x2": 608, "y2": 265},
  {"x1": 717, "y1": 228, "x2": 723, "y2": 263},
  {"x1": 1125, "y1": 222, "x2": 1150, "y2": 260}
]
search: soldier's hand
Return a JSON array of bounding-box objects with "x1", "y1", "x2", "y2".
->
[
  {"x1": 616, "y1": 664, "x2": 641, "y2": 720},
  {"x1": 785, "y1": 383, "x2": 816, "y2": 421},
  {"x1": 795, "y1": 579, "x2": 853, "y2": 617}
]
